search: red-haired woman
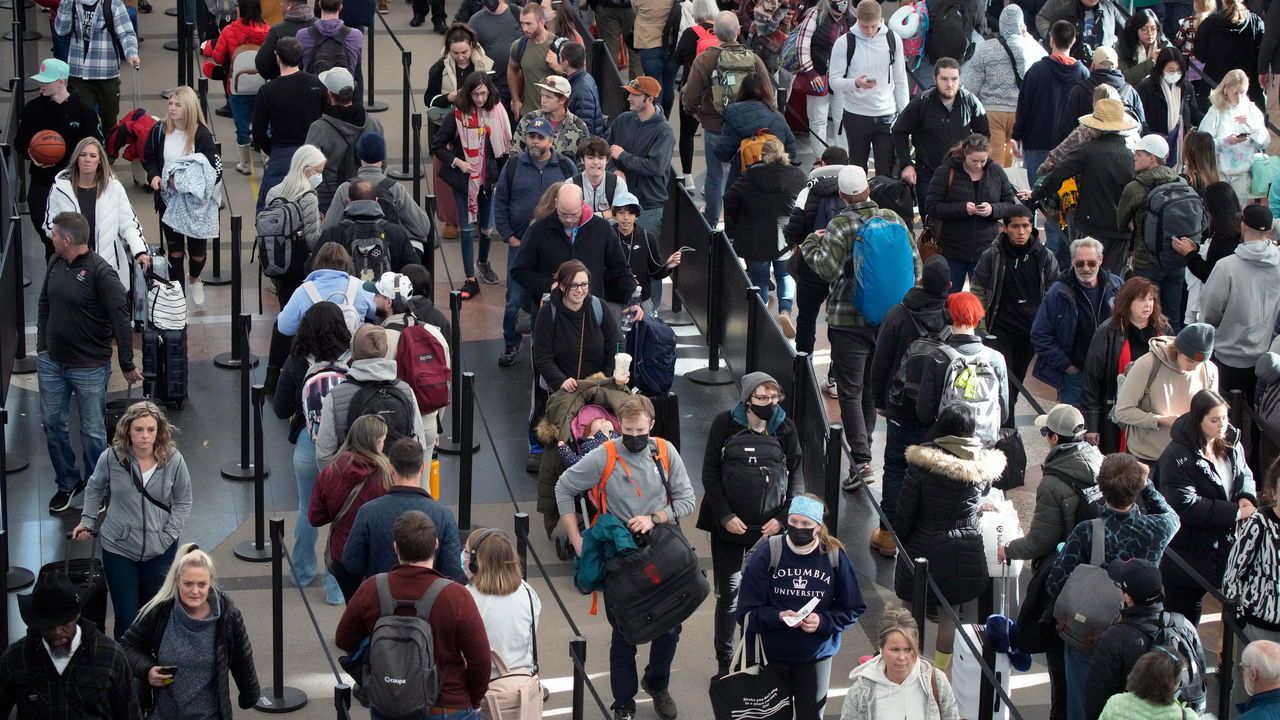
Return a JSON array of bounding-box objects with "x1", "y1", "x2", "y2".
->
[
  {"x1": 1081, "y1": 276, "x2": 1172, "y2": 456},
  {"x1": 914, "y1": 291, "x2": 1010, "y2": 444}
]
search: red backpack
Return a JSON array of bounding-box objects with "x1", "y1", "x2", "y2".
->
[
  {"x1": 692, "y1": 24, "x2": 720, "y2": 56},
  {"x1": 390, "y1": 316, "x2": 451, "y2": 414},
  {"x1": 105, "y1": 109, "x2": 157, "y2": 162}
]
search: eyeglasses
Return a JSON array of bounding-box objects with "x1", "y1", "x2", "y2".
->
[
  {"x1": 1073, "y1": 260, "x2": 1100, "y2": 268},
  {"x1": 751, "y1": 394, "x2": 781, "y2": 402},
  {"x1": 567, "y1": 281, "x2": 590, "y2": 290}
]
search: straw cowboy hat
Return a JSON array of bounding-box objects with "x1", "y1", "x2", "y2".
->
[{"x1": 1079, "y1": 97, "x2": 1139, "y2": 132}]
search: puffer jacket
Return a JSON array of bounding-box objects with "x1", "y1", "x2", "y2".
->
[
  {"x1": 1085, "y1": 604, "x2": 1201, "y2": 720},
  {"x1": 1223, "y1": 506, "x2": 1280, "y2": 632},
  {"x1": 1117, "y1": 165, "x2": 1185, "y2": 272},
  {"x1": 1080, "y1": 322, "x2": 1163, "y2": 454},
  {"x1": 1113, "y1": 336, "x2": 1218, "y2": 462},
  {"x1": 80, "y1": 448, "x2": 193, "y2": 562},
  {"x1": 313, "y1": 358, "x2": 427, "y2": 467},
  {"x1": 841, "y1": 658, "x2": 959, "y2": 720},
  {"x1": 201, "y1": 18, "x2": 269, "y2": 82},
  {"x1": 304, "y1": 104, "x2": 384, "y2": 210},
  {"x1": 1058, "y1": 70, "x2": 1147, "y2": 142},
  {"x1": 575, "y1": 513, "x2": 638, "y2": 592},
  {"x1": 1158, "y1": 415, "x2": 1257, "y2": 586},
  {"x1": 869, "y1": 288, "x2": 949, "y2": 421},
  {"x1": 894, "y1": 442, "x2": 1006, "y2": 607},
  {"x1": 782, "y1": 164, "x2": 846, "y2": 291},
  {"x1": 120, "y1": 591, "x2": 260, "y2": 718},
  {"x1": 714, "y1": 99, "x2": 799, "y2": 188},
  {"x1": 924, "y1": 155, "x2": 1020, "y2": 263},
  {"x1": 971, "y1": 230, "x2": 1059, "y2": 335},
  {"x1": 159, "y1": 154, "x2": 221, "y2": 239},
  {"x1": 566, "y1": 68, "x2": 605, "y2": 137},
  {"x1": 1031, "y1": 269, "x2": 1123, "y2": 388},
  {"x1": 308, "y1": 451, "x2": 389, "y2": 562},
  {"x1": 1004, "y1": 440, "x2": 1104, "y2": 564},
  {"x1": 724, "y1": 161, "x2": 807, "y2": 261},
  {"x1": 44, "y1": 173, "x2": 145, "y2": 292}
]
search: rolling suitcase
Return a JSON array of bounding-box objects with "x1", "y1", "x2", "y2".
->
[
  {"x1": 38, "y1": 533, "x2": 108, "y2": 633},
  {"x1": 142, "y1": 327, "x2": 188, "y2": 410}
]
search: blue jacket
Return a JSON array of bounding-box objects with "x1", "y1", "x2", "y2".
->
[
  {"x1": 1239, "y1": 688, "x2": 1280, "y2": 720},
  {"x1": 342, "y1": 486, "x2": 467, "y2": 584},
  {"x1": 574, "y1": 513, "x2": 638, "y2": 593},
  {"x1": 714, "y1": 100, "x2": 798, "y2": 187},
  {"x1": 493, "y1": 149, "x2": 578, "y2": 241},
  {"x1": 1030, "y1": 270, "x2": 1122, "y2": 388},
  {"x1": 567, "y1": 68, "x2": 605, "y2": 136},
  {"x1": 276, "y1": 268, "x2": 377, "y2": 335},
  {"x1": 1013, "y1": 54, "x2": 1090, "y2": 152}
]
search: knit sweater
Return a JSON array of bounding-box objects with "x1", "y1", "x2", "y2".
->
[
  {"x1": 963, "y1": 6, "x2": 1047, "y2": 113},
  {"x1": 154, "y1": 595, "x2": 220, "y2": 720}
]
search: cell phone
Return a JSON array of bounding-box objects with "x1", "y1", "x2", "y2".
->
[{"x1": 158, "y1": 666, "x2": 178, "y2": 676}]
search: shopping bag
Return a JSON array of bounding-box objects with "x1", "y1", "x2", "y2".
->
[
  {"x1": 979, "y1": 491, "x2": 1024, "y2": 578},
  {"x1": 708, "y1": 619, "x2": 792, "y2": 720}
]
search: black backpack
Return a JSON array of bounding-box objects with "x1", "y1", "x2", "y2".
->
[
  {"x1": 1138, "y1": 614, "x2": 1208, "y2": 713},
  {"x1": 1067, "y1": 477, "x2": 1104, "y2": 522},
  {"x1": 343, "y1": 379, "x2": 416, "y2": 443},
  {"x1": 343, "y1": 218, "x2": 392, "y2": 282},
  {"x1": 869, "y1": 175, "x2": 916, "y2": 227},
  {"x1": 925, "y1": 0, "x2": 976, "y2": 63},
  {"x1": 307, "y1": 25, "x2": 352, "y2": 74},
  {"x1": 718, "y1": 429, "x2": 790, "y2": 539},
  {"x1": 884, "y1": 317, "x2": 946, "y2": 413},
  {"x1": 369, "y1": 177, "x2": 403, "y2": 226},
  {"x1": 843, "y1": 29, "x2": 898, "y2": 82}
]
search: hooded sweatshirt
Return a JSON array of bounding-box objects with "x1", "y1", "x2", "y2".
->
[
  {"x1": 963, "y1": 6, "x2": 1047, "y2": 113},
  {"x1": 870, "y1": 288, "x2": 949, "y2": 420},
  {"x1": 295, "y1": 17, "x2": 363, "y2": 74},
  {"x1": 1013, "y1": 53, "x2": 1090, "y2": 151},
  {"x1": 1113, "y1": 336, "x2": 1219, "y2": 462},
  {"x1": 1201, "y1": 240, "x2": 1280, "y2": 367},
  {"x1": 841, "y1": 658, "x2": 957, "y2": 720},
  {"x1": 307, "y1": 451, "x2": 389, "y2": 561},
  {"x1": 828, "y1": 23, "x2": 910, "y2": 117},
  {"x1": 315, "y1": 198, "x2": 420, "y2": 271},
  {"x1": 304, "y1": 104, "x2": 383, "y2": 209}
]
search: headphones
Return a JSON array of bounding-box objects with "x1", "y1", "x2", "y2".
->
[{"x1": 466, "y1": 528, "x2": 510, "y2": 575}]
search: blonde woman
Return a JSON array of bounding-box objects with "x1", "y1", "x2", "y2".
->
[
  {"x1": 262, "y1": 143, "x2": 325, "y2": 305},
  {"x1": 72, "y1": 401, "x2": 193, "y2": 639},
  {"x1": 44, "y1": 137, "x2": 147, "y2": 293},
  {"x1": 464, "y1": 528, "x2": 542, "y2": 677},
  {"x1": 1198, "y1": 69, "x2": 1269, "y2": 203},
  {"x1": 142, "y1": 85, "x2": 222, "y2": 305},
  {"x1": 841, "y1": 607, "x2": 960, "y2": 720},
  {"x1": 120, "y1": 544, "x2": 261, "y2": 718}
]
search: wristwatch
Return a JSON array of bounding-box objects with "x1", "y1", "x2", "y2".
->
[{"x1": 650, "y1": 513, "x2": 661, "y2": 525}]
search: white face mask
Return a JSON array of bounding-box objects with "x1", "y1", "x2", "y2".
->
[
  {"x1": 461, "y1": 550, "x2": 471, "y2": 578},
  {"x1": 1164, "y1": 71, "x2": 1182, "y2": 85},
  {"x1": 308, "y1": 173, "x2": 322, "y2": 188}
]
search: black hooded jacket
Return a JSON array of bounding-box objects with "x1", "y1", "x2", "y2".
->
[
  {"x1": 1084, "y1": 604, "x2": 1201, "y2": 720},
  {"x1": 531, "y1": 288, "x2": 623, "y2": 389},
  {"x1": 972, "y1": 230, "x2": 1059, "y2": 337},
  {"x1": 1058, "y1": 68, "x2": 1147, "y2": 141},
  {"x1": 869, "y1": 288, "x2": 950, "y2": 422}
]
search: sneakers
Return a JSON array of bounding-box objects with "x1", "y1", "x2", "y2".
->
[
  {"x1": 49, "y1": 480, "x2": 85, "y2": 513},
  {"x1": 477, "y1": 261, "x2": 500, "y2": 284},
  {"x1": 870, "y1": 527, "x2": 898, "y2": 557},
  {"x1": 681, "y1": 174, "x2": 696, "y2": 192},
  {"x1": 460, "y1": 278, "x2": 480, "y2": 299},
  {"x1": 641, "y1": 679, "x2": 678, "y2": 720},
  {"x1": 778, "y1": 313, "x2": 796, "y2": 339},
  {"x1": 842, "y1": 463, "x2": 875, "y2": 492},
  {"x1": 498, "y1": 344, "x2": 520, "y2": 367},
  {"x1": 824, "y1": 376, "x2": 839, "y2": 399},
  {"x1": 613, "y1": 709, "x2": 635, "y2": 720},
  {"x1": 189, "y1": 280, "x2": 205, "y2": 306}
]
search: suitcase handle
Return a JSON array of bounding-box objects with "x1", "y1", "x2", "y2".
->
[{"x1": 63, "y1": 531, "x2": 101, "y2": 574}]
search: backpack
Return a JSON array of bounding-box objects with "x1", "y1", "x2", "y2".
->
[
  {"x1": 105, "y1": 108, "x2": 157, "y2": 162},
  {"x1": 351, "y1": 176, "x2": 403, "y2": 226},
  {"x1": 1143, "y1": 179, "x2": 1206, "y2": 266},
  {"x1": 710, "y1": 45, "x2": 758, "y2": 112},
  {"x1": 719, "y1": 430, "x2": 790, "y2": 534},
  {"x1": 230, "y1": 44, "x2": 265, "y2": 95},
  {"x1": 301, "y1": 362, "x2": 347, "y2": 442},
  {"x1": 936, "y1": 344, "x2": 1003, "y2": 446},
  {"x1": 691, "y1": 23, "x2": 720, "y2": 55},
  {"x1": 307, "y1": 25, "x2": 352, "y2": 74},
  {"x1": 571, "y1": 172, "x2": 619, "y2": 211},
  {"x1": 884, "y1": 316, "x2": 945, "y2": 413},
  {"x1": 1053, "y1": 518, "x2": 1124, "y2": 652},
  {"x1": 846, "y1": 214, "x2": 916, "y2": 325},
  {"x1": 586, "y1": 438, "x2": 671, "y2": 524},
  {"x1": 1067, "y1": 478, "x2": 1105, "y2": 522},
  {"x1": 809, "y1": 187, "x2": 846, "y2": 234},
  {"x1": 889, "y1": 0, "x2": 930, "y2": 62},
  {"x1": 343, "y1": 218, "x2": 392, "y2": 282},
  {"x1": 625, "y1": 317, "x2": 677, "y2": 395},
  {"x1": 344, "y1": 378, "x2": 417, "y2": 443},
  {"x1": 363, "y1": 574, "x2": 447, "y2": 719},
  {"x1": 303, "y1": 277, "x2": 363, "y2": 335},
  {"x1": 868, "y1": 175, "x2": 916, "y2": 227},
  {"x1": 778, "y1": 23, "x2": 803, "y2": 73},
  {"x1": 390, "y1": 315, "x2": 451, "y2": 414},
  {"x1": 843, "y1": 29, "x2": 898, "y2": 81},
  {"x1": 256, "y1": 195, "x2": 308, "y2": 277},
  {"x1": 765, "y1": 534, "x2": 839, "y2": 577},
  {"x1": 1149, "y1": 616, "x2": 1208, "y2": 712},
  {"x1": 924, "y1": 0, "x2": 975, "y2": 63},
  {"x1": 205, "y1": 0, "x2": 237, "y2": 22},
  {"x1": 661, "y1": 0, "x2": 685, "y2": 54},
  {"x1": 738, "y1": 129, "x2": 780, "y2": 171}
]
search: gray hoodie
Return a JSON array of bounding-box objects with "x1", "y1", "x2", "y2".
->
[
  {"x1": 322, "y1": 166, "x2": 433, "y2": 245},
  {"x1": 841, "y1": 657, "x2": 959, "y2": 720},
  {"x1": 1201, "y1": 240, "x2": 1280, "y2": 367},
  {"x1": 315, "y1": 357, "x2": 427, "y2": 468},
  {"x1": 81, "y1": 448, "x2": 193, "y2": 561},
  {"x1": 554, "y1": 438, "x2": 696, "y2": 522},
  {"x1": 304, "y1": 106, "x2": 384, "y2": 210}
]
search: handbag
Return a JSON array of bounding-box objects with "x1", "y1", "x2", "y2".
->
[
  {"x1": 325, "y1": 480, "x2": 366, "y2": 572},
  {"x1": 481, "y1": 587, "x2": 544, "y2": 720},
  {"x1": 708, "y1": 618, "x2": 793, "y2": 720},
  {"x1": 917, "y1": 167, "x2": 953, "y2": 261},
  {"x1": 439, "y1": 159, "x2": 470, "y2": 194},
  {"x1": 146, "y1": 273, "x2": 188, "y2": 331}
]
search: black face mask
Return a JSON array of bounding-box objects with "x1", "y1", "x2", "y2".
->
[
  {"x1": 621, "y1": 433, "x2": 649, "y2": 453},
  {"x1": 749, "y1": 402, "x2": 777, "y2": 421},
  {"x1": 787, "y1": 525, "x2": 816, "y2": 546}
]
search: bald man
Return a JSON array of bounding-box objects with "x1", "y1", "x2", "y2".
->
[{"x1": 1240, "y1": 640, "x2": 1280, "y2": 718}]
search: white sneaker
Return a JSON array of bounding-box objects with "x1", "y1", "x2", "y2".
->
[
  {"x1": 189, "y1": 280, "x2": 205, "y2": 306},
  {"x1": 824, "y1": 377, "x2": 839, "y2": 399}
]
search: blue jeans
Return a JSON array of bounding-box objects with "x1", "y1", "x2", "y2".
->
[
  {"x1": 609, "y1": 615, "x2": 681, "y2": 711},
  {"x1": 1058, "y1": 369, "x2": 1084, "y2": 408},
  {"x1": 292, "y1": 432, "x2": 343, "y2": 601},
  {"x1": 37, "y1": 353, "x2": 111, "y2": 493},
  {"x1": 946, "y1": 257, "x2": 978, "y2": 293},
  {"x1": 1134, "y1": 263, "x2": 1185, "y2": 333},
  {"x1": 702, "y1": 130, "x2": 729, "y2": 227},
  {"x1": 748, "y1": 260, "x2": 794, "y2": 312},
  {"x1": 1063, "y1": 644, "x2": 1092, "y2": 720},
  {"x1": 1023, "y1": 148, "x2": 1070, "y2": 269},
  {"x1": 638, "y1": 48, "x2": 678, "y2": 116},
  {"x1": 883, "y1": 418, "x2": 929, "y2": 525},
  {"x1": 503, "y1": 243, "x2": 531, "y2": 348},
  {"x1": 227, "y1": 94, "x2": 255, "y2": 146},
  {"x1": 452, "y1": 186, "x2": 493, "y2": 278},
  {"x1": 102, "y1": 542, "x2": 178, "y2": 640}
]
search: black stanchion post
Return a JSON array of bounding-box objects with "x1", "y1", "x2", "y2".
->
[
  {"x1": 411, "y1": 112, "x2": 423, "y2": 209},
  {"x1": 364, "y1": 24, "x2": 387, "y2": 112},
  {"x1": 0, "y1": 408, "x2": 33, "y2": 589},
  {"x1": 221, "y1": 314, "x2": 267, "y2": 479},
  {"x1": 685, "y1": 231, "x2": 733, "y2": 385},
  {"x1": 256, "y1": 518, "x2": 308, "y2": 713},
  {"x1": 387, "y1": 51, "x2": 414, "y2": 180},
  {"x1": 570, "y1": 636, "x2": 587, "y2": 720},
  {"x1": 458, "y1": 371, "x2": 475, "y2": 531},
  {"x1": 822, "y1": 423, "x2": 844, "y2": 535},
  {"x1": 744, "y1": 285, "x2": 760, "y2": 374},
  {"x1": 662, "y1": 175, "x2": 693, "y2": 327},
  {"x1": 0, "y1": 529, "x2": 8, "y2": 643},
  {"x1": 184, "y1": 21, "x2": 196, "y2": 86},
  {"x1": 3, "y1": 0, "x2": 40, "y2": 50},
  {"x1": 514, "y1": 512, "x2": 529, "y2": 580},
  {"x1": 234, "y1": 386, "x2": 274, "y2": 560},
  {"x1": 197, "y1": 78, "x2": 210, "y2": 121},
  {"x1": 1218, "y1": 602, "x2": 1237, "y2": 720},
  {"x1": 204, "y1": 134, "x2": 230, "y2": 286},
  {"x1": 912, "y1": 557, "x2": 929, "y2": 641},
  {"x1": 790, "y1": 352, "x2": 810, "y2": 423},
  {"x1": 333, "y1": 684, "x2": 353, "y2": 720},
  {"x1": 214, "y1": 216, "x2": 260, "y2": 368},
  {"x1": 439, "y1": 290, "x2": 478, "y2": 454},
  {"x1": 164, "y1": 0, "x2": 182, "y2": 51},
  {"x1": 10, "y1": 211, "x2": 35, "y2": 379}
]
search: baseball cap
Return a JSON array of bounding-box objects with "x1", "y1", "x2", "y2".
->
[
  {"x1": 525, "y1": 116, "x2": 554, "y2": 138},
  {"x1": 622, "y1": 76, "x2": 661, "y2": 99},
  {"x1": 534, "y1": 75, "x2": 571, "y2": 98},
  {"x1": 318, "y1": 67, "x2": 355, "y2": 94},
  {"x1": 31, "y1": 58, "x2": 69, "y2": 83},
  {"x1": 362, "y1": 271, "x2": 414, "y2": 300},
  {"x1": 611, "y1": 190, "x2": 642, "y2": 212},
  {"x1": 1131, "y1": 134, "x2": 1169, "y2": 161},
  {"x1": 1034, "y1": 404, "x2": 1086, "y2": 438},
  {"x1": 838, "y1": 165, "x2": 869, "y2": 195},
  {"x1": 1243, "y1": 203, "x2": 1274, "y2": 232},
  {"x1": 1107, "y1": 558, "x2": 1163, "y2": 605},
  {"x1": 1092, "y1": 47, "x2": 1118, "y2": 69}
]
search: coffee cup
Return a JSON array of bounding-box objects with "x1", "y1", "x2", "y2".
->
[{"x1": 614, "y1": 353, "x2": 632, "y2": 384}]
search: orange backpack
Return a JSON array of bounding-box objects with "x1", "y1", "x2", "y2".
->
[{"x1": 586, "y1": 438, "x2": 671, "y2": 524}]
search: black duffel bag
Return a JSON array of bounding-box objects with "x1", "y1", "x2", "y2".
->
[{"x1": 604, "y1": 523, "x2": 710, "y2": 645}]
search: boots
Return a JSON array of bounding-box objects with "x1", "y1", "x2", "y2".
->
[
  {"x1": 870, "y1": 527, "x2": 898, "y2": 558},
  {"x1": 235, "y1": 144, "x2": 252, "y2": 175}
]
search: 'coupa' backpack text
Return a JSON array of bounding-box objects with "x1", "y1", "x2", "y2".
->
[
  {"x1": 1143, "y1": 179, "x2": 1205, "y2": 265},
  {"x1": 711, "y1": 45, "x2": 758, "y2": 112},
  {"x1": 307, "y1": 25, "x2": 352, "y2": 74},
  {"x1": 344, "y1": 218, "x2": 392, "y2": 282},
  {"x1": 936, "y1": 344, "x2": 1003, "y2": 446},
  {"x1": 1054, "y1": 519, "x2": 1124, "y2": 652},
  {"x1": 844, "y1": 213, "x2": 915, "y2": 325},
  {"x1": 364, "y1": 574, "x2": 446, "y2": 718},
  {"x1": 301, "y1": 362, "x2": 347, "y2": 442},
  {"x1": 387, "y1": 315, "x2": 451, "y2": 414},
  {"x1": 256, "y1": 195, "x2": 309, "y2": 277}
]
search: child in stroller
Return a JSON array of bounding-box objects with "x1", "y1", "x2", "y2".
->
[{"x1": 536, "y1": 404, "x2": 621, "y2": 558}]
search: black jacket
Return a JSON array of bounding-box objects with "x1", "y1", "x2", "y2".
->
[
  {"x1": 696, "y1": 409, "x2": 804, "y2": 541},
  {"x1": 892, "y1": 87, "x2": 990, "y2": 204},
  {"x1": 38, "y1": 250, "x2": 135, "y2": 372},
  {"x1": 511, "y1": 211, "x2": 638, "y2": 304},
  {"x1": 869, "y1": 288, "x2": 949, "y2": 421},
  {"x1": 1158, "y1": 415, "x2": 1258, "y2": 585},
  {"x1": 120, "y1": 592, "x2": 260, "y2": 718},
  {"x1": 255, "y1": 15, "x2": 316, "y2": 80},
  {"x1": 617, "y1": 225, "x2": 673, "y2": 303},
  {"x1": 1080, "y1": 323, "x2": 1158, "y2": 454},
  {"x1": 315, "y1": 200, "x2": 422, "y2": 272},
  {"x1": 1196, "y1": 11, "x2": 1265, "y2": 104},
  {"x1": 531, "y1": 289, "x2": 623, "y2": 388},
  {"x1": 1262, "y1": 0, "x2": 1280, "y2": 74},
  {"x1": 1034, "y1": 132, "x2": 1135, "y2": 239},
  {"x1": 724, "y1": 161, "x2": 807, "y2": 262},
  {"x1": 250, "y1": 71, "x2": 328, "y2": 155},
  {"x1": 782, "y1": 167, "x2": 845, "y2": 287},
  {"x1": 0, "y1": 620, "x2": 142, "y2": 720},
  {"x1": 1135, "y1": 74, "x2": 1203, "y2": 137},
  {"x1": 1184, "y1": 229, "x2": 1242, "y2": 284},
  {"x1": 924, "y1": 155, "x2": 1019, "y2": 263},
  {"x1": 1057, "y1": 69, "x2": 1147, "y2": 142},
  {"x1": 1084, "y1": 604, "x2": 1200, "y2": 720},
  {"x1": 15, "y1": 92, "x2": 102, "y2": 188},
  {"x1": 142, "y1": 123, "x2": 222, "y2": 212},
  {"x1": 428, "y1": 107, "x2": 503, "y2": 189},
  {"x1": 895, "y1": 442, "x2": 1006, "y2": 607},
  {"x1": 971, "y1": 231, "x2": 1059, "y2": 335}
]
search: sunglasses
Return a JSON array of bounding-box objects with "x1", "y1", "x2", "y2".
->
[{"x1": 1073, "y1": 260, "x2": 1099, "y2": 269}]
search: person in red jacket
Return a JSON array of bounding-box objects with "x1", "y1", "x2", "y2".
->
[
  {"x1": 201, "y1": 0, "x2": 270, "y2": 173},
  {"x1": 335, "y1": 510, "x2": 492, "y2": 719}
]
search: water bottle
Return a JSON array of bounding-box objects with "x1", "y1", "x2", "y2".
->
[{"x1": 620, "y1": 285, "x2": 642, "y2": 333}]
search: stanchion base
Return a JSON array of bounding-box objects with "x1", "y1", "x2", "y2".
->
[
  {"x1": 386, "y1": 169, "x2": 417, "y2": 181},
  {"x1": 685, "y1": 366, "x2": 735, "y2": 386},
  {"x1": 5, "y1": 453, "x2": 30, "y2": 474},
  {"x1": 660, "y1": 309, "x2": 694, "y2": 327},
  {"x1": 232, "y1": 540, "x2": 274, "y2": 562},
  {"x1": 7, "y1": 567, "x2": 34, "y2": 591},
  {"x1": 255, "y1": 687, "x2": 308, "y2": 713},
  {"x1": 213, "y1": 352, "x2": 260, "y2": 369},
  {"x1": 12, "y1": 355, "x2": 36, "y2": 374},
  {"x1": 436, "y1": 438, "x2": 481, "y2": 455},
  {"x1": 163, "y1": 39, "x2": 179, "y2": 50},
  {"x1": 220, "y1": 462, "x2": 268, "y2": 480},
  {"x1": 202, "y1": 272, "x2": 232, "y2": 286},
  {"x1": 3, "y1": 30, "x2": 42, "y2": 41},
  {"x1": 366, "y1": 100, "x2": 389, "y2": 112}
]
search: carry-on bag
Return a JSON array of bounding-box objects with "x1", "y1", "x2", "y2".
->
[
  {"x1": 38, "y1": 532, "x2": 108, "y2": 633},
  {"x1": 603, "y1": 523, "x2": 710, "y2": 645}
]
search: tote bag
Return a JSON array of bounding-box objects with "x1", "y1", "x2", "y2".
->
[{"x1": 708, "y1": 618, "x2": 792, "y2": 720}]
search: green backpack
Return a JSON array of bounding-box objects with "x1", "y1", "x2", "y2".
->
[{"x1": 710, "y1": 45, "x2": 757, "y2": 112}]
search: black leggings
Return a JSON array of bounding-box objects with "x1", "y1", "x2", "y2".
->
[
  {"x1": 775, "y1": 658, "x2": 833, "y2": 720},
  {"x1": 678, "y1": 101, "x2": 699, "y2": 176},
  {"x1": 162, "y1": 223, "x2": 209, "y2": 282}
]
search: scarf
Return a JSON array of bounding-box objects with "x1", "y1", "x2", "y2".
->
[
  {"x1": 1159, "y1": 78, "x2": 1181, "y2": 142},
  {"x1": 933, "y1": 434, "x2": 984, "y2": 461},
  {"x1": 453, "y1": 106, "x2": 513, "y2": 223}
]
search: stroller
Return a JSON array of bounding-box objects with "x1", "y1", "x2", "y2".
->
[{"x1": 536, "y1": 404, "x2": 621, "y2": 560}]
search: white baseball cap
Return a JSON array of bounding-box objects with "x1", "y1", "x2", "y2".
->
[
  {"x1": 1130, "y1": 134, "x2": 1169, "y2": 161},
  {"x1": 363, "y1": 271, "x2": 413, "y2": 299},
  {"x1": 838, "y1": 165, "x2": 869, "y2": 195}
]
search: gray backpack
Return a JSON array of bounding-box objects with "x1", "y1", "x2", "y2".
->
[
  {"x1": 255, "y1": 194, "x2": 309, "y2": 277},
  {"x1": 1053, "y1": 519, "x2": 1123, "y2": 652},
  {"x1": 1143, "y1": 179, "x2": 1205, "y2": 265},
  {"x1": 364, "y1": 574, "x2": 448, "y2": 719}
]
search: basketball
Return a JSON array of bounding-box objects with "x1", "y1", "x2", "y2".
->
[{"x1": 29, "y1": 130, "x2": 66, "y2": 166}]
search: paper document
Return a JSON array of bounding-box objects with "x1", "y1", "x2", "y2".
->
[
  {"x1": 783, "y1": 597, "x2": 820, "y2": 626},
  {"x1": 1006, "y1": 167, "x2": 1031, "y2": 193}
]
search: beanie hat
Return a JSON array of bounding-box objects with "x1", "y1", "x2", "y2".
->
[
  {"x1": 1257, "y1": 352, "x2": 1280, "y2": 385},
  {"x1": 351, "y1": 324, "x2": 388, "y2": 360},
  {"x1": 740, "y1": 371, "x2": 777, "y2": 405},
  {"x1": 921, "y1": 255, "x2": 951, "y2": 295},
  {"x1": 1175, "y1": 323, "x2": 1214, "y2": 362},
  {"x1": 358, "y1": 133, "x2": 387, "y2": 164}
]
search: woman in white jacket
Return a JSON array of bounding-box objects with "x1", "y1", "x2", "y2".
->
[
  {"x1": 1198, "y1": 69, "x2": 1269, "y2": 204},
  {"x1": 842, "y1": 607, "x2": 959, "y2": 720},
  {"x1": 44, "y1": 137, "x2": 148, "y2": 294}
]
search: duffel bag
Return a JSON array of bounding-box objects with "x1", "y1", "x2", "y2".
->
[{"x1": 603, "y1": 523, "x2": 709, "y2": 645}]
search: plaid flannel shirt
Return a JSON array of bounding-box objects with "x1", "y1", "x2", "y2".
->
[
  {"x1": 53, "y1": 0, "x2": 138, "y2": 80},
  {"x1": 0, "y1": 622, "x2": 143, "y2": 720},
  {"x1": 799, "y1": 199, "x2": 920, "y2": 329}
]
